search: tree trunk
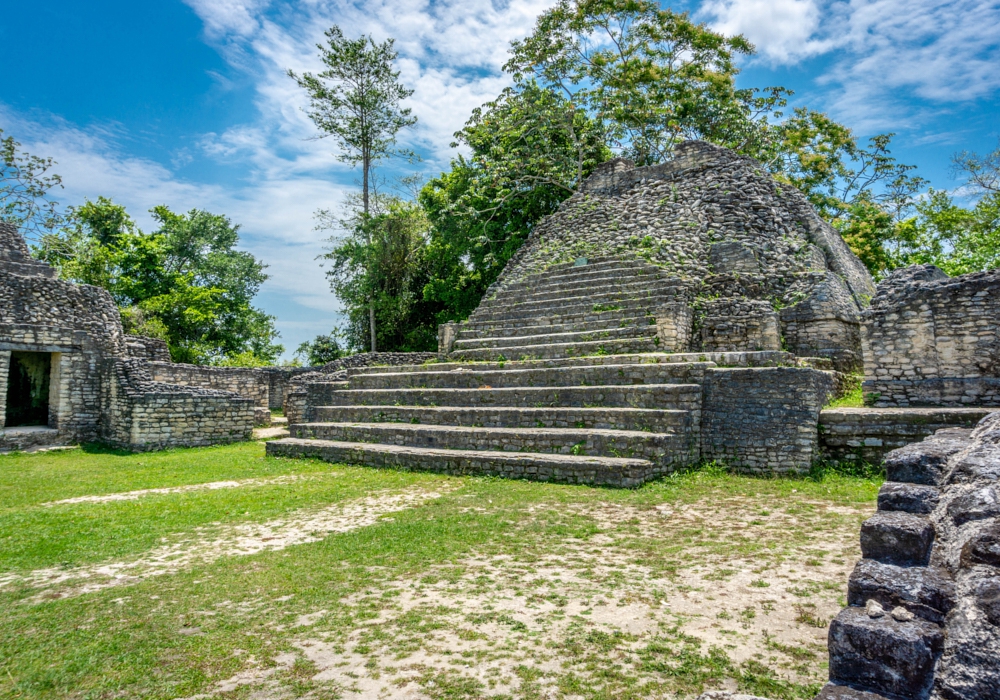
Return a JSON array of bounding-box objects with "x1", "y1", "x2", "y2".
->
[{"x1": 363, "y1": 153, "x2": 375, "y2": 353}]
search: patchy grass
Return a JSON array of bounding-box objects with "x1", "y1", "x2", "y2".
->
[
  {"x1": 824, "y1": 376, "x2": 864, "y2": 409},
  {"x1": 0, "y1": 444, "x2": 879, "y2": 699}
]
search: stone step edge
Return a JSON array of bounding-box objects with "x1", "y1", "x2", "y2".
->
[
  {"x1": 449, "y1": 338, "x2": 660, "y2": 360},
  {"x1": 309, "y1": 404, "x2": 691, "y2": 420},
  {"x1": 350, "y1": 360, "x2": 715, "y2": 383},
  {"x1": 486, "y1": 282, "x2": 683, "y2": 308},
  {"x1": 290, "y1": 421, "x2": 678, "y2": 440},
  {"x1": 349, "y1": 351, "x2": 799, "y2": 375},
  {"x1": 453, "y1": 327, "x2": 657, "y2": 350},
  {"x1": 266, "y1": 438, "x2": 657, "y2": 479},
  {"x1": 458, "y1": 316, "x2": 654, "y2": 336}
]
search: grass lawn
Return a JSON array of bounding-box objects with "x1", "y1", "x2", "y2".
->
[{"x1": 0, "y1": 442, "x2": 880, "y2": 699}]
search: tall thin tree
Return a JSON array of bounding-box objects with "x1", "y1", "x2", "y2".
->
[{"x1": 289, "y1": 26, "x2": 417, "y2": 351}]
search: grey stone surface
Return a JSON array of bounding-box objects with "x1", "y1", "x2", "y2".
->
[
  {"x1": 463, "y1": 141, "x2": 874, "y2": 371},
  {"x1": 862, "y1": 264, "x2": 1000, "y2": 407},
  {"x1": 860, "y1": 512, "x2": 934, "y2": 566},
  {"x1": 847, "y1": 559, "x2": 955, "y2": 624},
  {"x1": 883, "y1": 429, "x2": 973, "y2": 485},
  {"x1": 814, "y1": 683, "x2": 893, "y2": 700},
  {"x1": 877, "y1": 482, "x2": 940, "y2": 514},
  {"x1": 828, "y1": 415, "x2": 1000, "y2": 700},
  {"x1": 828, "y1": 607, "x2": 943, "y2": 699}
]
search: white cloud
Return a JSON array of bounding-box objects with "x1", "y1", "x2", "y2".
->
[
  {"x1": 701, "y1": 0, "x2": 834, "y2": 63},
  {"x1": 701, "y1": 0, "x2": 1000, "y2": 130}
]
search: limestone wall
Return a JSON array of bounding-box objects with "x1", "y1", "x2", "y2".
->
[
  {"x1": 1, "y1": 222, "x2": 254, "y2": 452},
  {"x1": 819, "y1": 407, "x2": 997, "y2": 464},
  {"x1": 820, "y1": 413, "x2": 1000, "y2": 699},
  {"x1": 148, "y1": 362, "x2": 269, "y2": 407},
  {"x1": 261, "y1": 366, "x2": 318, "y2": 409},
  {"x1": 101, "y1": 359, "x2": 254, "y2": 451},
  {"x1": 701, "y1": 367, "x2": 837, "y2": 474},
  {"x1": 862, "y1": 265, "x2": 1000, "y2": 407}
]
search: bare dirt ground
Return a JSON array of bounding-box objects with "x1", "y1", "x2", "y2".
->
[
  {"x1": 1, "y1": 487, "x2": 449, "y2": 601},
  {"x1": 182, "y1": 495, "x2": 869, "y2": 699}
]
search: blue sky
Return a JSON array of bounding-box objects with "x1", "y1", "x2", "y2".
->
[{"x1": 2, "y1": 0, "x2": 998, "y2": 359}]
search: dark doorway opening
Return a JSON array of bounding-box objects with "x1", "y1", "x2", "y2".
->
[{"x1": 5, "y1": 352, "x2": 52, "y2": 427}]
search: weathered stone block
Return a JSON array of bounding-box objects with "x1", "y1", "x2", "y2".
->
[
  {"x1": 828, "y1": 607, "x2": 943, "y2": 699},
  {"x1": 877, "y1": 482, "x2": 940, "y2": 514},
  {"x1": 860, "y1": 512, "x2": 934, "y2": 566},
  {"x1": 883, "y1": 429, "x2": 972, "y2": 485},
  {"x1": 847, "y1": 559, "x2": 955, "y2": 624}
]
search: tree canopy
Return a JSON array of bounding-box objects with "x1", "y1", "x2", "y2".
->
[{"x1": 35, "y1": 198, "x2": 282, "y2": 365}]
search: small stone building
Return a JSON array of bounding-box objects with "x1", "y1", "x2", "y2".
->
[
  {"x1": 0, "y1": 222, "x2": 254, "y2": 452},
  {"x1": 862, "y1": 264, "x2": 1000, "y2": 407}
]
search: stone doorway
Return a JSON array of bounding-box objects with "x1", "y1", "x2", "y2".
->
[{"x1": 5, "y1": 351, "x2": 52, "y2": 427}]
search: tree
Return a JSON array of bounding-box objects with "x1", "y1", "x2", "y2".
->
[
  {"x1": 420, "y1": 84, "x2": 609, "y2": 322},
  {"x1": 289, "y1": 26, "x2": 417, "y2": 351},
  {"x1": 35, "y1": 198, "x2": 283, "y2": 364},
  {"x1": 295, "y1": 332, "x2": 345, "y2": 366},
  {"x1": 1, "y1": 127, "x2": 64, "y2": 238},
  {"x1": 322, "y1": 197, "x2": 439, "y2": 352},
  {"x1": 505, "y1": 0, "x2": 784, "y2": 166}
]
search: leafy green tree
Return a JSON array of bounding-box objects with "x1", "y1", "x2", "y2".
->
[
  {"x1": 1, "y1": 127, "x2": 64, "y2": 237},
  {"x1": 289, "y1": 26, "x2": 417, "y2": 350},
  {"x1": 505, "y1": 0, "x2": 784, "y2": 166},
  {"x1": 322, "y1": 198, "x2": 439, "y2": 352},
  {"x1": 420, "y1": 84, "x2": 609, "y2": 322},
  {"x1": 35, "y1": 198, "x2": 282, "y2": 364},
  {"x1": 295, "y1": 332, "x2": 345, "y2": 366}
]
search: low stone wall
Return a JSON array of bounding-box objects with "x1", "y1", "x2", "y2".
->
[
  {"x1": 148, "y1": 362, "x2": 269, "y2": 407},
  {"x1": 124, "y1": 335, "x2": 170, "y2": 362},
  {"x1": 820, "y1": 414, "x2": 1000, "y2": 699},
  {"x1": 701, "y1": 367, "x2": 837, "y2": 474},
  {"x1": 101, "y1": 359, "x2": 254, "y2": 451},
  {"x1": 819, "y1": 408, "x2": 998, "y2": 464},
  {"x1": 261, "y1": 366, "x2": 317, "y2": 409},
  {"x1": 862, "y1": 265, "x2": 1000, "y2": 407}
]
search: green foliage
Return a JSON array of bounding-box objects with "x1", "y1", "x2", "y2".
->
[
  {"x1": 288, "y1": 25, "x2": 417, "y2": 216},
  {"x1": 322, "y1": 197, "x2": 441, "y2": 352},
  {"x1": 295, "y1": 332, "x2": 346, "y2": 366},
  {"x1": 0, "y1": 127, "x2": 64, "y2": 237},
  {"x1": 34, "y1": 198, "x2": 282, "y2": 364},
  {"x1": 505, "y1": 0, "x2": 782, "y2": 166},
  {"x1": 420, "y1": 84, "x2": 610, "y2": 321}
]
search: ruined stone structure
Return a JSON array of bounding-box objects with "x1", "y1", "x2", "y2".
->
[
  {"x1": 819, "y1": 412, "x2": 1000, "y2": 700},
  {"x1": 0, "y1": 222, "x2": 254, "y2": 452},
  {"x1": 267, "y1": 142, "x2": 873, "y2": 482},
  {"x1": 862, "y1": 265, "x2": 1000, "y2": 408}
]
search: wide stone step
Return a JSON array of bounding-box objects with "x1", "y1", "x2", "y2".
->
[
  {"x1": 309, "y1": 404, "x2": 692, "y2": 433},
  {"x1": 487, "y1": 281, "x2": 680, "y2": 310},
  {"x1": 266, "y1": 438, "x2": 660, "y2": 487},
  {"x1": 348, "y1": 361, "x2": 711, "y2": 391},
  {"x1": 458, "y1": 315, "x2": 654, "y2": 339},
  {"x1": 453, "y1": 324, "x2": 657, "y2": 351},
  {"x1": 490, "y1": 271, "x2": 674, "y2": 302},
  {"x1": 449, "y1": 337, "x2": 661, "y2": 361},
  {"x1": 289, "y1": 422, "x2": 695, "y2": 469},
  {"x1": 350, "y1": 351, "x2": 798, "y2": 377},
  {"x1": 470, "y1": 297, "x2": 659, "y2": 324},
  {"x1": 306, "y1": 383, "x2": 702, "y2": 411}
]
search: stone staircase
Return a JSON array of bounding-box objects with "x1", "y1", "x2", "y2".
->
[
  {"x1": 268, "y1": 257, "x2": 837, "y2": 486},
  {"x1": 268, "y1": 352, "x2": 705, "y2": 487},
  {"x1": 449, "y1": 257, "x2": 685, "y2": 361}
]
